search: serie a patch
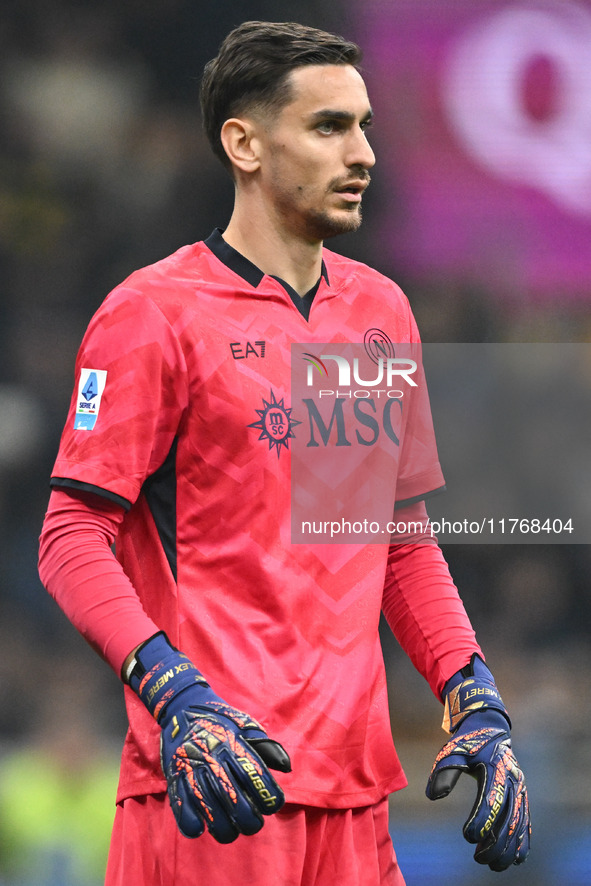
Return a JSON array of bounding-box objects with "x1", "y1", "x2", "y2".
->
[{"x1": 74, "y1": 368, "x2": 107, "y2": 430}]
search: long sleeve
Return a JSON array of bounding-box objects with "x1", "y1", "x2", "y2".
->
[
  {"x1": 382, "y1": 503, "x2": 482, "y2": 699},
  {"x1": 38, "y1": 489, "x2": 159, "y2": 676}
]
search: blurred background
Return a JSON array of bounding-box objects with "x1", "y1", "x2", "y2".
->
[{"x1": 0, "y1": 0, "x2": 589, "y2": 883}]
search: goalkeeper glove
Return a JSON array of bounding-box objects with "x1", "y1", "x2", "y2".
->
[
  {"x1": 426, "y1": 654, "x2": 530, "y2": 871},
  {"x1": 127, "y1": 632, "x2": 291, "y2": 843}
]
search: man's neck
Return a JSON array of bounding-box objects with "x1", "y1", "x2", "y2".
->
[{"x1": 222, "y1": 208, "x2": 324, "y2": 297}]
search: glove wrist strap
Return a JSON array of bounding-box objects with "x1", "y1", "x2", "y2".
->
[
  {"x1": 128, "y1": 631, "x2": 208, "y2": 722},
  {"x1": 442, "y1": 654, "x2": 509, "y2": 734}
]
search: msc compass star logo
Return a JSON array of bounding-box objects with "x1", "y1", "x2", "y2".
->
[{"x1": 249, "y1": 390, "x2": 301, "y2": 458}]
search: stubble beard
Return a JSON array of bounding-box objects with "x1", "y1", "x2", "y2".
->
[
  {"x1": 278, "y1": 199, "x2": 364, "y2": 243},
  {"x1": 303, "y1": 205, "x2": 364, "y2": 240},
  {"x1": 270, "y1": 168, "x2": 366, "y2": 243}
]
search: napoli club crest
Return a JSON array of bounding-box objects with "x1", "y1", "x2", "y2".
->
[{"x1": 249, "y1": 390, "x2": 301, "y2": 458}]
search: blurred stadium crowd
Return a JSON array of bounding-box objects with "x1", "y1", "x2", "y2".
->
[{"x1": 0, "y1": 1, "x2": 589, "y2": 884}]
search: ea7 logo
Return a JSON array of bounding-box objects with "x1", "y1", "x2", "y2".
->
[
  {"x1": 304, "y1": 354, "x2": 417, "y2": 387},
  {"x1": 230, "y1": 341, "x2": 266, "y2": 359}
]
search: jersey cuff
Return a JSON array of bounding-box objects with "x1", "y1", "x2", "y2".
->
[
  {"x1": 395, "y1": 484, "x2": 446, "y2": 510},
  {"x1": 50, "y1": 477, "x2": 132, "y2": 511}
]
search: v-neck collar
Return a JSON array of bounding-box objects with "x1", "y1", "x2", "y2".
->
[{"x1": 204, "y1": 228, "x2": 329, "y2": 321}]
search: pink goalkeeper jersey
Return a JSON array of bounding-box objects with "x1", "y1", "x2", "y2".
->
[{"x1": 50, "y1": 230, "x2": 445, "y2": 808}]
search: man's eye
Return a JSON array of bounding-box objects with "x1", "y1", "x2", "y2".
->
[{"x1": 317, "y1": 121, "x2": 338, "y2": 134}]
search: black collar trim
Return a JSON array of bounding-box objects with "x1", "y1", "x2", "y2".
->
[
  {"x1": 204, "y1": 228, "x2": 329, "y2": 321},
  {"x1": 204, "y1": 228, "x2": 329, "y2": 288},
  {"x1": 271, "y1": 276, "x2": 319, "y2": 321},
  {"x1": 204, "y1": 228, "x2": 264, "y2": 288}
]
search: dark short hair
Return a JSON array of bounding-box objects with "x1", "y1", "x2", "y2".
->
[{"x1": 200, "y1": 21, "x2": 362, "y2": 171}]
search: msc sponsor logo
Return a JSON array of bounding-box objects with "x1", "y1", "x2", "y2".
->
[
  {"x1": 298, "y1": 341, "x2": 419, "y2": 448},
  {"x1": 249, "y1": 390, "x2": 301, "y2": 458},
  {"x1": 303, "y1": 396, "x2": 403, "y2": 447}
]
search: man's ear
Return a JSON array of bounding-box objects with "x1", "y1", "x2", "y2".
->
[{"x1": 220, "y1": 118, "x2": 261, "y2": 174}]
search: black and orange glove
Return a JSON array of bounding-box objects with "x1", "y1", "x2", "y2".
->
[
  {"x1": 127, "y1": 632, "x2": 291, "y2": 843},
  {"x1": 426, "y1": 655, "x2": 530, "y2": 871}
]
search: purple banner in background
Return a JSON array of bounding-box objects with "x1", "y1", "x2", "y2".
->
[{"x1": 354, "y1": 0, "x2": 591, "y2": 300}]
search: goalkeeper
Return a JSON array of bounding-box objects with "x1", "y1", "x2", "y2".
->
[{"x1": 38, "y1": 19, "x2": 529, "y2": 886}]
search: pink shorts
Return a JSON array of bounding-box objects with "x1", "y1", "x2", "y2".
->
[{"x1": 105, "y1": 794, "x2": 406, "y2": 886}]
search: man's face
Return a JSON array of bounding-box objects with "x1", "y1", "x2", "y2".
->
[{"x1": 254, "y1": 63, "x2": 375, "y2": 241}]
